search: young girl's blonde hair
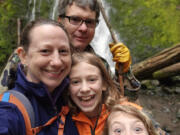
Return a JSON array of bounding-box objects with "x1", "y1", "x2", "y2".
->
[
  {"x1": 103, "y1": 103, "x2": 158, "y2": 135},
  {"x1": 67, "y1": 52, "x2": 121, "y2": 114}
]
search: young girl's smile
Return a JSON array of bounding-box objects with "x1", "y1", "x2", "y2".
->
[{"x1": 69, "y1": 61, "x2": 106, "y2": 117}]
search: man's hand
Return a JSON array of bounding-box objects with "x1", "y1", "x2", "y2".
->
[{"x1": 109, "y1": 42, "x2": 131, "y2": 73}]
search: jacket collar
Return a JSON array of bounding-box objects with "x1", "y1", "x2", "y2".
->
[
  {"x1": 72, "y1": 104, "x2": 109, "y2": 127},
  {"x1": 14, "y1": 64, "x2": 69, "y2": 105}
]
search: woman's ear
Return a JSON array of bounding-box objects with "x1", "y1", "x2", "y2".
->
[
  {"x1": 58, "y1": 16, "x2": 65, "y2": 25},
  {"x1": 58, "y1": 17, "x2": 61, "y2": 23},
  {"x1": 16, "y1": 47, "x2": 27, "y2": 65},
  {"x1": 102, "y1": 84, "x2": 107, "y2": 91}
]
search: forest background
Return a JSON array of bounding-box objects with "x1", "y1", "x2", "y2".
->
[{"x1": 0, "y1": 0, "x2": 180, "y2": 72}]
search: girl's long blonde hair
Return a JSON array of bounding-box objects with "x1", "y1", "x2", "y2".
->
[{"x1": 103, "y1": 103, "x2": 158, "y2": 135}]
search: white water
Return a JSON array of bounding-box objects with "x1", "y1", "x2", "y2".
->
[
  {"x1": 30, "y1": 0, "x2": 36, "y2": 21},
  {"x1": 51, "y1": 0, "x2": 60, "y2": 20},
  {"x1": 91, "y1": 1, "x2": 120, "y2": 74},
  {"x1": 37, "y1": 0, "x2": 42, "y2": 15}
]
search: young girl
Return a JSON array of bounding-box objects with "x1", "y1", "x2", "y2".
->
[
  {"x1": 67, "y1": 52, "x2": 121, "y2": 135},
  {"x1": 103, "y1": 103, "x2": 158, "y2": 135}
]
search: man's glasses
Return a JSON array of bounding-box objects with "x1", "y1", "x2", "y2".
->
[{"x1": 59, "y1": 15, "x2": 99, "y2": 28}]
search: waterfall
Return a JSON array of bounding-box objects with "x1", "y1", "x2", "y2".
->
[
  {"x1": 25, "y1": 0, "x2": 32, "y2": 20},
  {"x1": 30, "y1": 0, "x2": 36, "y2": 21},
  {"x1": 91, "y1": 1, "x2": 120, "y2": 74},
  {"x1": 37, "y1": 0, "x2": 42, "y2": 16},
  {"x1": 51, "y1": 0, "x2": 60, "y2": 20}
]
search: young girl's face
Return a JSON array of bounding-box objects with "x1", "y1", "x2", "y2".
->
[
  {"x1": 108, "y1": 111, "x2": 149, "y2": 135},
  {"x1": 69, "y1": 61, "x2": 106, "y2": 117}
]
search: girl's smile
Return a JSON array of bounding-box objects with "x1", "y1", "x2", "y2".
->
[{"x1": 69, "y1": 61, "x2": 106, "y2": 117}]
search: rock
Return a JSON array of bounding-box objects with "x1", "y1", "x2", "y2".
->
[
  {"x1": 151, "y1": 80, "x2": 160, "y2": 86},
  {"x1": 176, "y1": 108, "x2": 180, "y2": 119},
  {"x1": 162, "y1": 86, "x2": 174, "y2": 94},
  {"x1": 141, "y1": 80, "x2": 159, "y2": 90},
  {"x1": 162, "y1": 106, "x2": 170, "y2": 113},
  {"x1": 174, "y1": 87, "x2": 180, "y2": 94}
]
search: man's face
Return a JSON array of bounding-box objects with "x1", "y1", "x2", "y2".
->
[{"x1": 59, "y1": 2, "x2": 97, "y2": 51}]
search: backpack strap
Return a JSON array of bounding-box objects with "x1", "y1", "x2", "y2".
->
[
  {"x1": 0, "y1": 91, "x2": 69, "y2": 135},
  {"x1": 32, "y1": 106, "x2": 69, "y2": 135},
  {"x1": 0, "y1": 90, "x2": 35, "y2": 135},
  {"x1": 8, "y1": 90, "x2": 35, "y2": 127}
]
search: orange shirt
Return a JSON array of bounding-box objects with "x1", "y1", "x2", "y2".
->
[
  {"x1": 72, "y1": 104, "x2": 109, "y2": 135},
  {"x1": 72, "y1": 102, "x2": 142, "y2": 135}
]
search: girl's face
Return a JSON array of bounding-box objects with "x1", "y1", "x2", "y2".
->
[
  {"x1": 108, "y1": 111, "x2": 149, "y2": 135},
  {"x1": 69, "y1": 62, "x2": 106, "y2": 117},
  {"x1": 18, "y1": 24, "x2": 72, "y2": 92}
]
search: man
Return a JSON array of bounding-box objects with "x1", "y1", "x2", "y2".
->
[{"x1": 57, "y1": 0, "x2": 141, "y2": 95}]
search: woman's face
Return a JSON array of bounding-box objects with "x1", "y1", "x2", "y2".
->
[
  {"x1": 108, "y1": 111, "x2": 149, "y2": 135},
  {"x1": 19, "y1": 24, "x2": 72, "y2": 92},
  {"x1": 69, "y1": 62, "x2": 106, "y2": 117}
]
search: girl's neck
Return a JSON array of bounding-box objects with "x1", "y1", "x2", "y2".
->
[{"x1": 84, "y1": 103, "x2": 102, "y2": 119}]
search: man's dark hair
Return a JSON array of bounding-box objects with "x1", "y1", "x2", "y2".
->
[{"x1": 58, "y1": 0, "x2": 100, "y2": 20}]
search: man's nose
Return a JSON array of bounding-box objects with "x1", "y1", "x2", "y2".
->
[{"x1": 78, "y1": 21, "x2": 88, "y2": 31}]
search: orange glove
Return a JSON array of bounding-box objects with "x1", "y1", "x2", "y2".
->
[{"x1": 109, "y1": 42, "x2": 131, "y2": 73}]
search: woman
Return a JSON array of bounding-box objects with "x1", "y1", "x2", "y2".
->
[{"x1": 0, "y1": 19, "x2": 78, "y2": 135}]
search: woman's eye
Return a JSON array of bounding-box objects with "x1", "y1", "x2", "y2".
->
[
  {"x1": 59, "y1": 49, "x2": 69, "y2": 55},
  {"x1": 114, "y1": 128, "x2": 122, "y2": 135},
  {"x1": 40, "y1": 49, "x2": 50, "y2": 54}
]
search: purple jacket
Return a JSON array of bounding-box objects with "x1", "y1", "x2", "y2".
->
[{"x1": 0, "y1": 64, "x2": 78, "y2": 135}]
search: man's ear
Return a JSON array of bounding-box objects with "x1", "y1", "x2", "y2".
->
[{"x1": 16, "y1": 47, "x2": 27, "y2": 65}]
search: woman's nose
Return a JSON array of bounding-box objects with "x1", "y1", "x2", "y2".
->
[{"x1": 50, "y1": 52, "x2": 63, "y2": 66}]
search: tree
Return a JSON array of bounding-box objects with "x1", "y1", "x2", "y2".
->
[
  {"x1": 0, "y1": 0, "x2": 28, "y2": 72},
  {"x1": 106, "y1": 0, "x2": 180, "y2": 63}
]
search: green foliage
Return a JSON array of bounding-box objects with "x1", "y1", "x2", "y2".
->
[
  {"x1": 0, "y1": 0, "x2": 28, "y2": 71},
  {"x1": 0, "y1": 0, "x2": 54, "y2": 72},
  {"x1": 106, "y1": 0, "x2": 180, "y2": 62}
]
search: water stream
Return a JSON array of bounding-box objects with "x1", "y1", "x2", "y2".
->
[
  {"x1": 30, "y1": 0, "x2": 36, "y2": 21},
  {"x1": 50, "y1": 0, "x2": 60, "y2": 20},
  {"x1": 91, "y1": 1, "x2": 120, "y2": 73}
]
